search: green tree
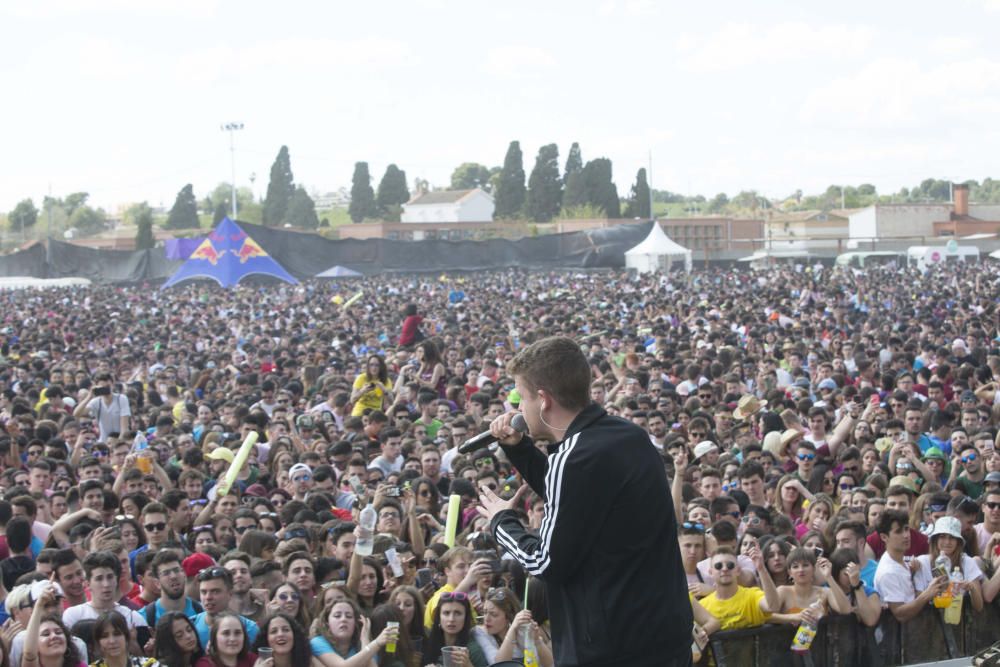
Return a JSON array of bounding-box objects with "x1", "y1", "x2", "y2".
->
[
  {"x1": 495, "y1": 141, "x2": 526, "y2": 219},
  {"x1": 376, "y1": 164, "x2": 410, "y2": 221},
  {"x1": 263, "y1": 146, "x2": 295, "y2": 226},
  {"x1": 624, "y1": 168, "x2": 651, "y2": 218},
  {"x1": 525, "y1": 144, "x2": 561, "y2": 222},
  {"x1": 450, "y1": 163, "x2": 494, "y2": 191},
  {"x1": 9, "y1": 199, "x2": 38, "y2": 235},
  {"x1": 705, "y1": 192, "x2": 729, "y2": 214},
  {"x1": 349, "y1": 162, "x2": 377, "y2": 223},
  {"x1": 581, "y1": 158, "x2": 620, "y2": 217},
  {"x1": 164, "y1": 184, "x2": 200, "y2": 230},
  {"x1": 63, "y1": 192, "x2": 90, "y2": 218},
  {"x1": 286, "y1": 186, "x2": 319, "y2": 229},
  {"x1": 563, "y1": 143, "x2": 586, "y2": 209},
  {"x1": 212, "y1": 201, "x2": 229, "y2": 224},
  {"x1": 128, "y1": 202, "x2": 155, "y2": 250},
  {"x1": 69, "y1": 205, "x2": 107, "y2": 235}
]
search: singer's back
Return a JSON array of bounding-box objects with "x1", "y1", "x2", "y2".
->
[{"x1": 491, "y1": 402, "x2": 692, "y2": 667}]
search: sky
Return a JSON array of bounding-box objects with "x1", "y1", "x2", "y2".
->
[{"x1": 3, "y1": 0, "x2": 1000, "y2": 212}]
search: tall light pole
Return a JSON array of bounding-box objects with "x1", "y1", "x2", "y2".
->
[{"x1": 221, "y1": 122, "x2": 244, "y2": 218}]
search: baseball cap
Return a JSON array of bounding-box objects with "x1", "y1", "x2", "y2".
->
[
  {"x1": 206, "y1": 448, "x2": 234, "y2": 463},
  {"x1": 984, "y1": 471, "x2": 1000, "y2": 485},
  {"x1": 289, "y1": 463, "x2": 311, "y2": 479},
  {"x1": 182, "y1": 553, "x2": 216, "y2": 578},
  {"x1": 693, "y1": 441, "x2": 719, "y2": 461},
  {"x1": 923, "y1": 447, "x2": 947, "y2": 462}
]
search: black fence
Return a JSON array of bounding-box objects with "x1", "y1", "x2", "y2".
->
[
  {"x1": 707, "y1": 602, "x2": 999, "y2": 666},
  {"x1": 0, "y1": 221, "x2": 655, "y2": 284}
]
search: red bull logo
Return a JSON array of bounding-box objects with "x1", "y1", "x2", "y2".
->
[
  {"x1": 233, "y1": 238, "x2": 268, "y2": 263},
  {"x1": 189, "y1": 240, "x2": 221, "y2": 265}
]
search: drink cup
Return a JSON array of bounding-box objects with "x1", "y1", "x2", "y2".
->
[
  {"x1": 136, "y1": 451, "x2": 152, "y2": 473},
  {"x1": 385, "y1": 621, "x2": 399, "y2": 654},
  {"x1": 441, "y1": 646, "x2": 466, "y2": 667}
]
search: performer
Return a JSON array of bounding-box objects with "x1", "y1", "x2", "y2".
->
[{"x1": 477, "y1": 336, "x2": 692, "y2": 666}]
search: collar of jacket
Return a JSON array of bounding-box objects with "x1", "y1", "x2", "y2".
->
[{"x1": 545, "y1": 401, "x2": 607, "y2": 455}]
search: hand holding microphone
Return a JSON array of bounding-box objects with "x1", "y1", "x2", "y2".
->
[{"x1": 459, "y1": 413, "x2": 528, "y2": 454}]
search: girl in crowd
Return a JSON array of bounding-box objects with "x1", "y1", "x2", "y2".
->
[
  {"x1": 351, "y1": 356, "x2": 392, "y2": 417},
  {"x1": 267, "y1": 582, "x2": 312, "y2": 635},
  {"x1": 253, "y1": 614, "x2": 311, "y2": 667},
  {"x1": 775, "y1": 475, "x2": 810, "y2": 522},
  {"x1": 914, "y1": 517, "x2": 984, "y2": 612},
  {"x1": 795, "y1": 494, "x2": 834, "y2": 539},
  {"x1": 477, "y1": 587, "x2": 553, "y2": 667},
  {"x1": 20, "y1": 584, "x2": 84, "y2": 667},
  {"x1": 311, "y1": 598, "x2": 397, "y2": 667},
  {"x1": 829, "y1": 548, "x2": 881, "y2": 627},
  {"x1": 347, "y1": 555, "x2": 386, "y2": 614},
  {"x1": 89, "y1": 611, "x2": 161, "y2": 667},
  {"x1": 771, "y1": 548, "x2": 852, "y2": 625},
  {"x1": 368, "y1": 604, "x2": 415, "y2": 667},
  {"x1": 759, "y1": 536, "x2": 793, "y2": 587},
  {"x1": 389, "y1": 585, "x2": 427, "y2": 654},
  {"x1": 154, "y1": 612, "x2": 204, "y2": 667},
  {"x1": 195, "y1": 612, "x2": 256, "y2": 667},
  {"x1": 422, "y1": 592, "x2": 487, "y2": 667}
]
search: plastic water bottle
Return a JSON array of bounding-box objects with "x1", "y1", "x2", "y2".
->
[
  {"x1": 132, "y1": 431, "x2": 152, "y2": 473},
  {"x1": 355, "y1": 504, "x2": 376, "y2": 557},
  {"x1": 519, "y1": 625, "x2": 539, "y2": 667},
  {"x1": 933, "y1": 555, "x2": 953, "y2": 609},
  {"x1": 790, "y1": 602, "x2": 822, "y2": 653},
  {"x1": 944, "y1": 566, "x2": 964, "y2": 625}
]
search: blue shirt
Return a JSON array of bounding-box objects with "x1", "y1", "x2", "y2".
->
[
  {"x1": 860, "y1": 558, "x2": 878, "y2": 591},
  {"x1": 192, "y1": 612, "x2": 258, "y2": 651},
  {"x1": 148, "y1": 598, "x2": 200, "y2": 625},
  {"x1": 310, "y1": 636, "x2": 358, "y2": 658}
]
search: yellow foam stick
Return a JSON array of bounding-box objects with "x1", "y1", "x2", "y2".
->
[
  {"x1": 217, "y1": 431, "x2": 258, "y2": 497},
  {"x1": 342, "y1": 291, "x2": 363, "y2": 309},
  {"x1": 444, "y1": 494, "x2": 461, "y2": 548}
]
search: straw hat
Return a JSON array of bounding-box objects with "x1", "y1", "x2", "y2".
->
[
  {"x1": 733, "y1": 395, "x2": 768, "y2": 420},
  {"x1": 780, "y1": 429, "x2": 804, "y2": 449}
]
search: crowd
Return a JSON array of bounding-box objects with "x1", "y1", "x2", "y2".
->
[{"x1": 0, "y1": 259, "x2": 997, "y2": 666}]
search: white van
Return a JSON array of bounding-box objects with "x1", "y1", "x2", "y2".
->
[{"x1": 907, "y1": 245, "x2": 979, "y2": 271}]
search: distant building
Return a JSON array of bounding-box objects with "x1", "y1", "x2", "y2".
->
[
  {"x1": 656, "y1": 217, "x2": 763, "y2": 253},
  {"x1": 850, "y1": 184, "x2": 1000, "y2": 241},
  {"x1": 766, "y1": 209, "x2": 855, "y2": 251},
  {"x1": 401, "y1": 188, "x2": 494, "y2": 223}
]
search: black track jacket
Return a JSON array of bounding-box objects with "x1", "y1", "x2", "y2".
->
[{"x1": 490, "y1": 403, "x2": 692, "y2": 666}]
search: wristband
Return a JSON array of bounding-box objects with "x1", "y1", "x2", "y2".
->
[{"x1": 851, "y1": 582, "x2": 863, "y2": 592}]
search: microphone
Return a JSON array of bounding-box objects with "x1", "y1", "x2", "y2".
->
[{"x1": 458, "y1": 413, "x2": 528, "y2": 454}]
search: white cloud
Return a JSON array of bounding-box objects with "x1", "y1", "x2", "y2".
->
[
  {"x1": 800, "y1": 57, "x2": 1000, "y2": 129},
  {"x1": 483, "y1": 46, "x2": 557, "y2": 79},
  {"x1": 930, "y1": 36, "x2": 977, "y2": 55},
  {"x1": 676, "y1": 22, "x2": 875, "y2": 73},
  {"x1": 0, "y1": 0, "x2": 218, "y2": 19}
]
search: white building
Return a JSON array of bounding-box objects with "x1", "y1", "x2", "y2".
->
[
  {"x1": 849, "y1": 204, "x2": 951, "y2": 240},
  {"x1": 401, "y1": 189, "x2": 494, "y2": 223}
]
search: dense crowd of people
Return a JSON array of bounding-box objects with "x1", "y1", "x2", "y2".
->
[{"x1": 0, "y1": 259, "x2": 998, "y2": 666}]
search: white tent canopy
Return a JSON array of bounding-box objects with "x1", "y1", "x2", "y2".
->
[
  {"x1": 624, "y1": 222, "x2": 692, "y2": 273},
  {"x1": 316, "y1": 265, "x2": 363, "y2": 278}
]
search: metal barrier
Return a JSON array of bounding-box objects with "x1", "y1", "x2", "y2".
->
[{"x1": 706, "y1": 602, "x2": 1000, "y2": 666}]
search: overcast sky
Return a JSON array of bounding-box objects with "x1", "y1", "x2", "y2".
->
[{"x1": 3, "y1": 0, "x2": 1000, "y2": 212}]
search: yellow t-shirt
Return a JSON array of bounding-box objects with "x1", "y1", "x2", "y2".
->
[
  {"x1": 699, "y1": 586, "x2": 770, "y2": 630},
  {"x1": 351, "y1": 373, "x2": 386, "y2": 416},
  {"x1": 423, "y1": 583, "x2": 479, "y2": 629}
]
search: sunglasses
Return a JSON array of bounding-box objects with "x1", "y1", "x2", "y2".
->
[
  {"x1": 440, "y1": 592, "x2": 469, "y2": 602},
  {"x1": 285, "y1": 528, "x2": 309, "y2": 540},
  {"x1": 797, "y1": 453, "x2": 816, "y2": 461},
  {"x1": 487, "y1": 588, "x2": 509, "y2": 601},
  {"x1": 689, "y1": 432, "x2": 707, "y2": 439},
  {"x1": 713, "y1": 561, "x2": 737, "y2": 571},
  {"x1": 985, "y1": 502, "x2": 1000, "y2": 510},
  {"x1": 722, "y1": 511, "x2": 741, "y2": 520},
  {"x1": 144, "y1": 522, "x2": 167, "y2": 532},
  {"x1": 292, "y1": 474, "x2": 312, "y2": 483},
  {"x1": 277, "y1": 592, "x2": 301, "y2": 602},
  {"x1": 961, "y1": 453, "x2": 978, "y2": 463},
  {"x1": 197, "y1": 566, "x2": 228, "y2": 582},
  {"x1": 682, "y1": 522, "x2": 705, "y2": 532},
  {"x1": 422, "y1": 558, "x2": 438, "y2": 567},
  {"x1": 235, "y1": 525, "x2": 255, "y2": 534}
]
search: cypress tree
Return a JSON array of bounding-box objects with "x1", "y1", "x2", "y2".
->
[
  {"x1": 164, "y1": 184, "x2": 200, "y2": 229},
  {"x1": 263, "y1": 145, "x2": 294, "y2": 226},
  {"x1": 349, "y1": 162, "x2": 377, "y2": 223},
  {"x1": 625, "y1": 168, "x2": 651, "y2": 218},
  {"x1": 494, "y1": 141, "x2": 526, "y2": 219},
  {"x1": 376, "y1": 164, "x2": 410, "y2": 221},
  {"x1": 286, "y1": 186, "x2": 319, "y2": 229},
  {"x1": 525, "y1": 144, "x2": 561, "y2": 222}
]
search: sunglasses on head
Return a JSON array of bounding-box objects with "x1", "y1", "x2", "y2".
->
[
  {"x1": 197, "y1": 566, "x2": 228, "y2": 582},
  {"x1": 713, "y1": 561, "x2": 737, "y2": 571},
  {"x1": 440, "y1": 591, "x2": 469, "y2": 602}
]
